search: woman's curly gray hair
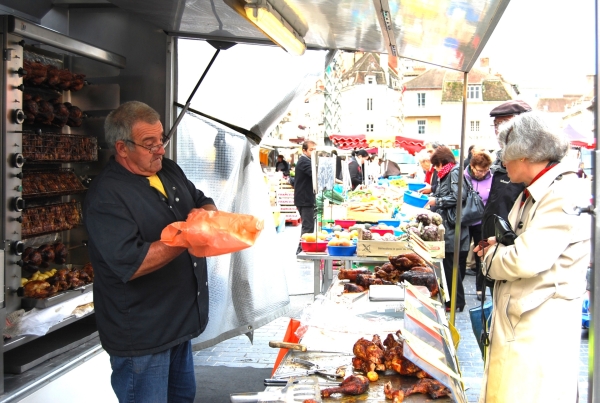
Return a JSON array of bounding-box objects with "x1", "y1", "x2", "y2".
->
[{"x1": 497, "y1": 112, "x2": 570, "y2": 163}]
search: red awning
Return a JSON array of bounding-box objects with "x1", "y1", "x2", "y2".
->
[
  {"x1": 563, "y1": 124, "x2": 595, "y2": 149},
  {"x1": 328, "y1": 134, "x2": 425, "y2": 155}
]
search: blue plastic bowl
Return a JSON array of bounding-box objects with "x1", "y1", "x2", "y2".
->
[
  {"x1": 321, "y1": 227, "x2": 334, "y2": 233},
  {"x1": 388, "y1": 175, "x2": 403, "y2": 180},
  {"x1": 404, "y1": 190, "x2": 429, "y2": 208},
  {"x1": 394, "y1": 229, "x2": 406, "y2": 236},
  {"x1": 378, "y1": 219, "x2": 401, "y2": 227},
  {"x1": 327, "y1": 245, "x2": 357, "y2": 256},
  {"x1": 407, "y1": 182, "x2": 427, "y2": 191}
]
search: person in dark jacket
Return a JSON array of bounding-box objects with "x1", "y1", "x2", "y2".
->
[
  {"x1": 294, "y1": 141, "x2": 317, "y2": 253},
  {"x1": 481, "y1": 100, "x2": 531, "y2": 240},
  {"x1": 479, "y1": 100, "x2": 531, "y2": 299},
  {"x1": 275, "y1": 155, "x2": 290, "y2": 176},
  {"x1": 426, "y1": 146, "x2": 469, "y2": 312},
  {"x1": 84, "y1": 101, "x2": 217, "y2": 403},
  {"x1": 348, "y1": 149, "x2": 369, "y2": 189}
]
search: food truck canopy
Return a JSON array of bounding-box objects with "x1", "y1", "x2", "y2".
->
[{"x1": 7, "y1": 0, "x2": 510, "y2": 141}]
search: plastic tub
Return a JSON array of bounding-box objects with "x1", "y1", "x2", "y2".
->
[
  {"x1": 403, "y1": 190, "x2": 429, "y2": 208},
  {"x1": 321, "y1": 227, "x2": 334, "y2": 233},
  {"x1": 327, "y1": 245, "x2": 357, "y2": 256},
  {"x1": 407, "y1": 182, "x2": 427, "y2": 191},
  {"x1": 300, "y1": 241, "x2": 328, "y2": 253},
  {"x1": 370, "y1": 228, "x2": 394, "y2": 236},
  {"x1": 335, "y1": 219, "x2": 356, "y2": 229},
  {"x1": 394, "y1": 229, "x2": 406, "y2": 236},
  {"x1": 378, "y1": 219, "x2": 401, "y2": 227}
]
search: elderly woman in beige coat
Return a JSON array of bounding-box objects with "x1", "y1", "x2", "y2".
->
[{"x1": 475, "y1": 112, "x2": 591, "y2": 403}]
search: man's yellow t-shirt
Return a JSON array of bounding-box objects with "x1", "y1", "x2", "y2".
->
[{"x1": 147, "y1": 174, "x2": 167, "y2": 197}]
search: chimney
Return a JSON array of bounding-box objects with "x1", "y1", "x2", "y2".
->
[{"x1": 480, "y1": 57, "x2": 489, "y2": 68}]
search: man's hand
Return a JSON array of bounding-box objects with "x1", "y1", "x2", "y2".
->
[
  {"x1": 474, "y1": 237, "x2": 497, "y2": 257},
  {"x1": 426, "y1": 197, "x2": 436, "y2": 207},
  {"x1": 200, "y1": 204, "x2": 218, "y2": 212}
]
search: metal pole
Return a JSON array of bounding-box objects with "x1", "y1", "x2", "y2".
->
[
  {"x1": 450, "y1": 72, "x2": 469, "y2": 326},
  {"x1": 589, "y1": 2, "x2": 599, "y2": 401},
  {"x1": 164, "y1": 48, "x2": 221, "y2": 143}
]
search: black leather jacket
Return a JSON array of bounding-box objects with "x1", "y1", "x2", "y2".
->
[
  {"x1": 433, "y1": 165, "x2": 470, "y2": 253},
  {"x1": 481, "y1": 159, "x2": 525, "y2": 239}
]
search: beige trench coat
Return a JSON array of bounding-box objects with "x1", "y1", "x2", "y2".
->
[{"x1": 479, "y1": 162, "x2": 590, "y2": 403}]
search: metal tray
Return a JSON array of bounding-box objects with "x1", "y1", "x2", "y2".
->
[{"x1": 21, "y1": 290, "x2": 74, "y2": 310}]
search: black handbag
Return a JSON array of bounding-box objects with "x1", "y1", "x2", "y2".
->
[{"x1": 446, "y1": 175, "x2": 485, "y2": 226}]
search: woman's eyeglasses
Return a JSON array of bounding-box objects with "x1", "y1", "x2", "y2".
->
[{"x1": 471, "y1": 166, "x2": 488, "y2": 175}]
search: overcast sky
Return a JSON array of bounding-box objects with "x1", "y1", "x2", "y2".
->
[{"x1": 479, "y1": 0, "x2": 595, "y2": 96}]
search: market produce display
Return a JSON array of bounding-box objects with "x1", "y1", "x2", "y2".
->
[
  {"x1": 399, "y1": 212, "x2": 443, "y2": 241},
  {"x1": 351, "y1": 331, "x2": 451, "y2": 402}
]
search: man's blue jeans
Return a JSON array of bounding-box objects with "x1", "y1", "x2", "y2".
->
[{"x1": 110, "y1": 340, "x2": 196, "y2": 403}]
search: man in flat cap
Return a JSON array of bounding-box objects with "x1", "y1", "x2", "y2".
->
[{"x1": 477, "y1": 100, "x2": 531, "y2": 300}]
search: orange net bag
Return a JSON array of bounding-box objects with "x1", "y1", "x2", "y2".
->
[{"x1": 161, "y1": 209, "x2": 264, "y2": 257}]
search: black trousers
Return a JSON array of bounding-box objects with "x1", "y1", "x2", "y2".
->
[
  {"x1": 296, "y1": 205, "x2": 315, "y2": 253},
  {"x1": 469, "y1": 223, "x2": 485, "y2": 293},
  {"x1": 443, "y1": 251, "x2": 468, "y2": 308}
]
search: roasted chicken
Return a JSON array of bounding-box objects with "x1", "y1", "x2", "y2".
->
[
  {"x1": 404, "y1": 378, "x2": 451, "y2": 399},
  {"x1": 384, "y1": 382, "x2": 405, "y2": 403},
  {"x1": 23, "y1": 280, "x2": 57, "y2": 299},
  {"x1": 400, "y1": 270, "x2": 439, "y2": 296},
  {"x1": 352, "y1": 336, "x2": 385, "y2": 372},
  {"x1": 389, "y1": 252, "x2": 426, "y2": 270},
  {"x1": 343, "y1": 283, "x2": 365, "y2": 293},
  {"x1": 338, "y1": 268, "x2": 370, "y2": 282},
  {"x1": 355, "y1": 273, "x2": 392, "y2": 289},
  {"x1": 321, "y1": 375, "x2": 369, "y2": 398}
]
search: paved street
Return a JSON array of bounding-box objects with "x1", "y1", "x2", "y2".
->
[{"x1": 194, "y1": 224, "x2": 590, "y2": 402}]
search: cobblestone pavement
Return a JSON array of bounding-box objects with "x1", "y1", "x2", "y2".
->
[{"x1": 194, "y1": 224, "x2": 590, "y2": 403}]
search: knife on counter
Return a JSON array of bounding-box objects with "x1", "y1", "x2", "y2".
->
[{"x1": 268, "y1": 341, "x2": 352, "y2": 355}]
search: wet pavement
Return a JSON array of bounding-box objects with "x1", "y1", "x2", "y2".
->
[{"x1": 194, "y1": 224, "x2": 590, "y2": 403}]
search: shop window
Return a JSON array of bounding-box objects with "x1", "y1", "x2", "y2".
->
[{"x1": 417, "y1": 120, "x2": 426, "y2": 134}]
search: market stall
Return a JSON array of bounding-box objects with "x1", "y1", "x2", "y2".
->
[{"x1": 260, "y1": 245, "x2": 467, "y2": 403}]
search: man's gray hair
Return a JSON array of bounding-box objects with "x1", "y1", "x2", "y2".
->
[
  {"x1": 498, "y1": 112, "x2": 569, "y2": 163},
  {"x1": 105, "y1": 101, "x2": 161, "y2": 150}
]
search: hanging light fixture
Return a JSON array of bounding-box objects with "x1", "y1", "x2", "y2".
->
[{"x1": 244, "y1": 0, "x2": 306, "y2": 56}]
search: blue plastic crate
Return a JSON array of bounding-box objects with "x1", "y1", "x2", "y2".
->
[
  {"x1": 407, "y1": 182, "x2": 426, "y2": 191},
  {"x1": 327, "y1": 245, "x2": 357, "y2": 256},
  {"x1": 403, "y1": 190, "x2": 429, "y2": 208}
]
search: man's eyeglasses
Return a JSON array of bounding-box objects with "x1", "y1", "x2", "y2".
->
[
  {"x1": 125, "y1": 137, "x2": 170, "y2": 154},
  {"x1": 471, "y1": 166, "x2": 488, "y2": 175}
]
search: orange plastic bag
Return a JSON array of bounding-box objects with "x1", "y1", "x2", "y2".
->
[{"x1": 160, "y1": 209, "x2": 264, "y2": 257}]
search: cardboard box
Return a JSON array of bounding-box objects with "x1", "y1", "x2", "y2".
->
[
  {"x1": 425, "y1": 241, "x2": 445, "y2": 258},
  {"x1": 357, "y1": 230, "x2": 442, "y2": 259}
]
